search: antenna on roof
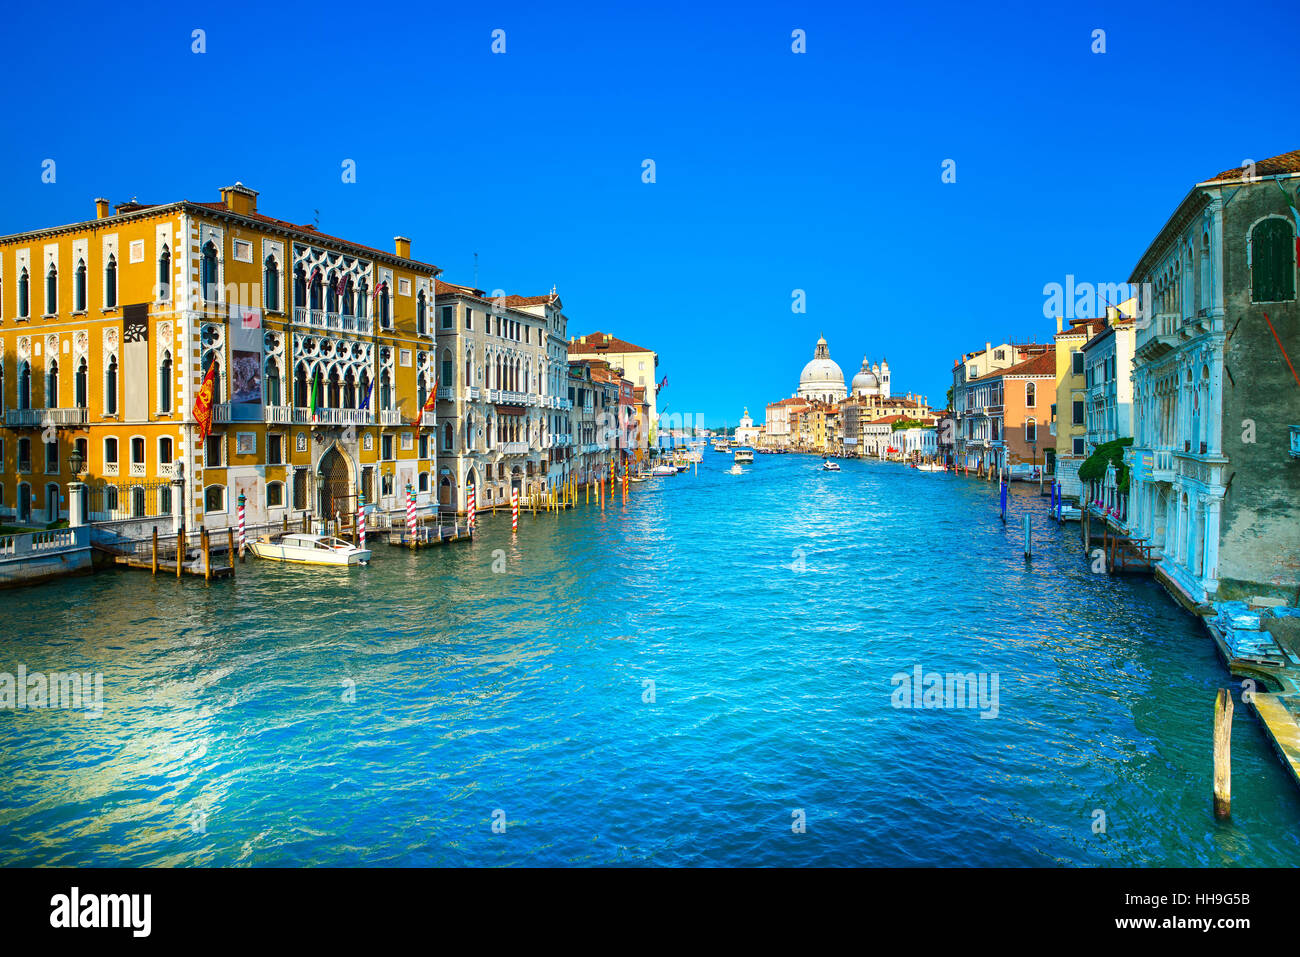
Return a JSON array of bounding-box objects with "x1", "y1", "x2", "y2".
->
[{"x1": 313, "y1": 209, "x2": 320, "y2": 229}]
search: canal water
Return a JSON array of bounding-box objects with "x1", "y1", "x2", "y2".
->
[{"x1": 3, "y1": 453, "x2": 1299, "y2": 867}]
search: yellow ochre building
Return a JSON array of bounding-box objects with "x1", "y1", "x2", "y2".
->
[{"x1": 0, "y1": 184, "x2": 440, "y2": 532}]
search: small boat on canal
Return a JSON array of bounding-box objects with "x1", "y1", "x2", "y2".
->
[
  {"x1": 249, "y1": 532, "x2": 371, "y2": 566},
  {"x1": 822, "y1": 459, "x2": 841, "y2": 472},
  {"x1": 733, "y1": 448, "x2": 755, "y2": 464}
]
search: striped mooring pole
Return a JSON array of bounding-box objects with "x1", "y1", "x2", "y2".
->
[
  {"x1": 511, "y1": 487, "x2": 519, "y2": 533},
  {"x1": 236, "y1": 493, "x2": 246, "y2": 562},
  {"x1": 406, "y1": 484, "x2": 417, "y2": 544},
  {"x1": 467, "y1": 485, "x2": 477, "y2": 529},
  {"x1": 357, "y1": 493, "x2": 366, "y2": 549}
]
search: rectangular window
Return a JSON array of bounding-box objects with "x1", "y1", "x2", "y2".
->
[
  {"x1": 267, "y1": 482, "x2": 284, "y2": 508},
  {"x1": 206, "y1": 434, "x2": 224, "y2": 467},
  {"x1": 1071, "y1": 351, "x2": 1083, "y2": 375},
  {"x1": 419, "y1": 434, "x2": 429, "y2": 459},
  {"x1": 382, "y1": 434, "x2": 394, "y2": 460},
  {"x1": 465, "y1": 307, "x2": 473, "y2": 330},
  {"x1": 45, "y1": 441, "x2": 58, "y2": 473},
  {"x1": 1073, "y1": 437, "x2": 1085, "y2": 455},
  {"x1": 268, "y1": 433, "x2": 284, "y2": 465},
  {"x1": 1072, "y1": 400, "x2": 1084, "y2": 425},
  {"x1": 104, "y1": 437, "x2": 118, "y2": 465},
  {"x1": 441, "y1": 305, "x2": 453, "y2": 329}
]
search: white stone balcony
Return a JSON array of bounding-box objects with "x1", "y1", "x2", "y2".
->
[
  {"x1": 421, "y1": 411, "x2": 437, "y2": 427},
  {"x1": 4, "y1": 407, "x2": 88, "y2": 428},
  {"x1": 500, "y1": 441, "x2": 529, "y2": 454},
  {"x1": 379, "y1": 410, "x2": 402, "y2": 426},
  {"x1": 437, "y1": 387, "x2": 454, "y2": 401}
]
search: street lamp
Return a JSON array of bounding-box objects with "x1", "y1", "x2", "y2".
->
[{"x1": 67, "y1": 445, "x2": 84, "y2": 476}]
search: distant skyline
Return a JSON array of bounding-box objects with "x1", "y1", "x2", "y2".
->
[{"x1": 1, "y1": 0, "x2": 1296, "y2": 427}]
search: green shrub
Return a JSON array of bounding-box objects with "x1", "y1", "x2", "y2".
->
[{"x1": 1078, "y1": 437, "x2": 1133, "y2": 489}]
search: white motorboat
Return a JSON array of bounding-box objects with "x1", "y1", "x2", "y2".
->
[
  {"x1": 733, "y1": 448, "x2": 754, "y2": 464},
  {"x1": 249, "y1": 532, "x2": 371, "y2": 566},
  {"x1": 650, "y1": 464, "x2": 677, "y2": 476},
  {"x1": 915, "y1": 463, "x2": 945, "y2": 472},
  {"x1": 727, "y1": 464, "x2": 744, "y2": 475},
  {"x1": 821, "y1": 459, "x2": 841, "y2": 471}
]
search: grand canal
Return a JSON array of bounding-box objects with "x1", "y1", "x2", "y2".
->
[{"x1": 3, "y1": 453, "x2": 1299, "y2": 867}]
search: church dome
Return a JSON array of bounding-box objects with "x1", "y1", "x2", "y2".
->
[
  {"x1": 798, "y1": 336, "x2": 847, "y2": 402},
  {"x1": 851, "y1": 357, "x2": 880, "y2": 395}
]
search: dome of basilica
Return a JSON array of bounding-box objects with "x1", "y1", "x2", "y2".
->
[{"x1": 797, "y1": 336, "x2": 847, "y2": 403}]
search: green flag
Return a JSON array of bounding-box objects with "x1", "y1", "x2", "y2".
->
[{"x1": 309, "y1": 374, "x2": 319, "y2": 423}]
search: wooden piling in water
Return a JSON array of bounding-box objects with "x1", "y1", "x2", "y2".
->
[
  {"x1": 201, "y1": 527, "x2": 211, "y2": 581},
  {"x1": 1214, "y1": 688, "x2": 1233, "y2": 818},
  {"x1": 177, "y1": 527, "x2": 184, "y2": 579},
  {"x1": 228, "y1": 527, "x2": 236, "y2": 573},
  {"x1": 151, "y1": 527, "x2": 159, "y2": 575}
]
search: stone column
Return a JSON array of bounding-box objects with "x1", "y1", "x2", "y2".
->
[{"x1": 67, "y1": 481, "x2": 86, "y2": 527}]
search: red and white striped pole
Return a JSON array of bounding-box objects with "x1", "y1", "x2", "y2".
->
[
  {"x1": 406, "y1": 484, "x2": 417, "y2": 543},
  {"x1": 236, "y1": 493, "x2": 246, "y2": 562},
  {"x1": 511, "y1": 486, "x2": 519, "y2": 533},
  {"x1": 357, "y1": 493, "x2": 366, "y2": 549},
  {"x1": 467, "y1": 485, "x2": 476, "y2": 529}
]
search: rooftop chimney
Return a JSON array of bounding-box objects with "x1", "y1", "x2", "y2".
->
[
  {"x1": 394, "y1": 236, "x2": 411, "y2": 259},
  {"x1": 219, "y1": 182, "x2": 258, "y2": 216},
  {"x1": 1056, "y1": 316, "x2": 1063, "y2": 333},
  {"x1": 94, "y1": 198, "x2": 110, "y2": 220},
  {"x1": 986, "y1": 341, "x2": 992, "y2": 354}
]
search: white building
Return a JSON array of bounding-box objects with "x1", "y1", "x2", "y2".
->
[{"x1": 734, "y1": 407, "x2": 760, "y2": 446}]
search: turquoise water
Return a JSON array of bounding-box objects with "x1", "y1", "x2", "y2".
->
[{"x1": 2, "y1": 453, "x2": 1299, "y2": 866}]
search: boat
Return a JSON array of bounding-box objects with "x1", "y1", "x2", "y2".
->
[
  {"x1": 727, "y1": 464, "x2": 744, "y2": 475},
  {"x1": 674, "y1": 463, "x2": 690, "y2": 472},
  {"x1": 249, "y1": 531, "x2": 371, "y2": 566},
  {"x1": 916, "y1": 463, "x2": 945, "y2": 472},
  {"x1": 650, "y1": 464, "x2": 677, "y2": 476},
  {"x1": 821, "y1": 459, "x2": 841, "y2": 471},
  {"x1": 733, "y1": 448, "x2": 754, "y2": 464}
]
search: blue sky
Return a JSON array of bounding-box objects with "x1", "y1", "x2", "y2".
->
[{"x1": 1, "y1": 0, "x2": 1296, "y2": 427}]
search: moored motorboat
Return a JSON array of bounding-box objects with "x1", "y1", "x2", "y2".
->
[
  {"x1": 249, "y1": 532, "x2": 371, "y2": 566},
  {"x1": 916, "y1": 463, "x2": 945, "y2": 472},
  {"x1": 650, "y1": 464, "x2": 677, "y2": 476}
]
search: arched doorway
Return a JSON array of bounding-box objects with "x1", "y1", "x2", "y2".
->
[
  {"x1": 317, "y1": 445, "x2": 352, "y2": 519},
  {"x1": 439, "y1": 475, "x2": 453, "y2": 508},
  {"x1": 511, "y1": 466, "x2": 523, "y2": 493}
]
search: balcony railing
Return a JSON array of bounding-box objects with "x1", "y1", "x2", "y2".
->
[
  {"x1": 3, "y1": 407, "x2": 88, "y2": 428},
  {"x1": 500, "y1": 441, "x2": 529, "y2": 454},
  {"x1": 292, "y1": 306, "x2": 375, "y2": 336},
  {"x1": 437, "y1": 387, "x2": 454, "y2": 401},
  {"x1": 214, "y1": 403, "x2": 377, "y2": 426},
  {"x1": 379, "y1": 411, "x2": 402, "y2": 426},
  {"x1": 468, "y1": 387, "x2": 481, "y2": 401},
  {"x1": 421, "y1": 411, "x2": 437, "y2": 426}
]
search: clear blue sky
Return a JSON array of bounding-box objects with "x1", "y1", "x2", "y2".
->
[{"x1": 2, "y1": 0, "x2": 1296, "y2": 427}]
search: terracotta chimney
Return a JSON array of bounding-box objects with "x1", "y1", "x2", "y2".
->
[{"x1": 94, "y1": 198, "x2": 110, "y2": 220}]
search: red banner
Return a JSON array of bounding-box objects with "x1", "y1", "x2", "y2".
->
[{"x1": 193, "y1": 363, "x2": 217, "y2": 442}]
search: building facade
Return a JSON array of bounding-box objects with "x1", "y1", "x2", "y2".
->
[
  {"x1": 0, "y1": 184, "x2": 438, "y2": 530},
  {"x1": 1125, "y1": 151, "x2": 1300, "y2": 605}
]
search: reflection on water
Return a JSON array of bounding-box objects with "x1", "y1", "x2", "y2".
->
[{"x1": 1, "y1": 454, "x2": 1298, "y2": 866}]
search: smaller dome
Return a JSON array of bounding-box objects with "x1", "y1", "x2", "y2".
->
[{"x1": 852, "y1": 357, "x2": 880, "y2": 395}]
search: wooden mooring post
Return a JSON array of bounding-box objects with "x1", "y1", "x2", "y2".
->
[
  {"x1": 201, "y1": 527, "x2": 212, "y2": 582},
  {"x1": 151, "y1": 526, "x2": 159, "y2": 575},
  {"x1": 177, "y1": 526, "x2": 184, "y2": 579},
  {"x1": 1214, "y1": 688, "x2": 1232, "y2": 818},
  {"x1": 227, "y1": 527, "x2": 236, "y2": 574}
]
